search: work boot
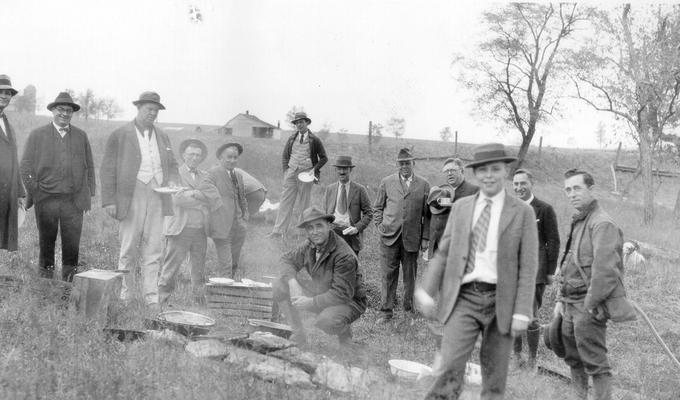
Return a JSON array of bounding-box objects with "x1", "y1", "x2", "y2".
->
[
  {"x1": 62, "y1": 265, "x2": 77, "y2": 282},
  {"x1": 526, "y1": 326, "x2": 540, "y2": 370},
  {"x1": 278, "y1": 300, "x2": 306, "y2": 344},
  {"x1": 592, "y1": 373, "x2": 612, "y2": 400},
  {"x1": 570, "y1": 367, "x2": 589, "y2": 400},
  {"x1": 39, "y1": 265, "x2": 55, "y2": 280}
]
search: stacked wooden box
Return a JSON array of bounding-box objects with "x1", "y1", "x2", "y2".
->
[{"x1": 206, "y1": 282, "x2": 273, "y2": 320}]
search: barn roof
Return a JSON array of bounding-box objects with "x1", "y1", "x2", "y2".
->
[{"x1": 224, "y1": 112, "x2": 278, "y2": 129}]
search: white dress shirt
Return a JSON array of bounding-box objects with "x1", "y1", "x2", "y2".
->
[
  {"x1": 333, "y1": 181, "x2": 351, "y2": 227},
  {"x1": 135, "y1": 126, "x2": 163, "y2": 184},
  {"x1": 462, "y1": 189, "x2": 506, "y2": 285},
  {"x1": 523, "y1": 194, "x2": 535, "y2": 205},
  {"x1": 0, "y1": 116, "x2": 7, "y2": 137},
  {"x1": 53, "y1": 122, "x2": 70, "y2": 138}
]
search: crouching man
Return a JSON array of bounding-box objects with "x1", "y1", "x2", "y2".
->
[{"x1": 273, "y1": 206, "x2": 367, "y2": 345}]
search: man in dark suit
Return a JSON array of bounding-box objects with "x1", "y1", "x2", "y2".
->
[
  {"x1": 427, "y1": 158, "x2": 479, "y2": 259},
  {"x1": 322, "y1": 155, "x2": 372, "y2": 255},
  {"x1": 20, "y1": 92, "x2": 95, "y2": 281},
  {"x1": 512, "y1": 168, "x2": 560, "y2": 369},
  {"x1": 100, "y1": 91, "x2": 179, "y2": 307},
  {"x1": 158, "y1": 139, "x2": 210, "y2": 304},
  {"x1": 374, "y1": 148, "x2": 430, "y2": 322},
  {"x1": 199, "y1": 143, "x2": 249, "y2": 279},
  {"x1": 416, "y1": 143, "x2": 538, "y2": 400},
  {"x1": 0, "y1": 75, "x2": 25, "y2": 253}
]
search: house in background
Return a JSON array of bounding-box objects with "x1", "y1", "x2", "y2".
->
[{"x1": 219, "y1": 110, "x2": 282, "y2": 139}]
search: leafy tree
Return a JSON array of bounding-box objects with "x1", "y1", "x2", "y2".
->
[
  {"x1": 98, "y1": 97, "x2": 122, "y2": 120},
  {"x1": 13, "y1": 85, "x2": 37, "y2": 114},
  {"x1": 386, "y1": 117, "x2": 405, "y2": 139},
  {"x1": 440, "y1": 126, "x2": 452, "y2": 142},
  {"x1": 78, "y1": 89, "x2": 96, "y2": 120},
  {"x1": 455, "y1": 3, "x2": 581, "y2": 166},
  {"x1": 285, "y1": 106, "x2": 305, "y2": 128},
  {"x1": 371, "y1": 122, "x2": 383, "y2": 143}
]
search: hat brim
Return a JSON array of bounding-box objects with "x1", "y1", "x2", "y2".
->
[
  {"x1": 465, "y1": 156, "x2": 517, "y2": 169},
  {"x1": 545, "y1": 314, "x2": 566, "y2": 358},
  {"x1": 132, "y1": 100, "x2": 166, "y2": 110},
  {"x1": 0, "y1": 86, "x2": 18, "y2": 96},
  {"x1": 297, "y1": 214, "x2": 334, "y2": 229},
  {"x1": 179, "y1": 139, "x2": 208, "y2": 163},
  {"x1": 47, "y1": 101, "x2": 81, "y2": 112},
  {"x1": 291, "y1": 118, "x2": 311, "y2": 124},
  {"x1": 332, "y1": 163, "x2": 355, "y2": 168},
  {"x1": 397, "y1": 157, "x2": 415, "y2": 162}
]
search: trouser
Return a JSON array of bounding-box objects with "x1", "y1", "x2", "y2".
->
[
  {"x1": 34, "y1": 194, "x2": 83, "y2": 282},
  {"x1": 273, "y1": 277, "x2": 365, "y2": 340},
  {"x1": 118, "y1": 179, "x2": 163, "y2": 305},
  {"x1": 562, "y1": 301, "x2": 610, "y2": 375},
  {"x1": 426, "y1": 285, "x2": 513, "y2": 400},
  {"x1": 212, "y1": 217, "x2": 247, "y2": 279},
  {"x1": 272, "y1": 167, "x2": 313, "y2": 234},
  {"x1": 158, "y1": 227, "x2": 207, "y2": 303},
  {"x1": 513, "y1": 283, "x2": 546, "y2": 359},
  {"x1": 380, "y1": 235, "x2": 418, "y2": 316}
]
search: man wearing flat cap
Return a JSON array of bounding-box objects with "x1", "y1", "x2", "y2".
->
[
  {"x1": 322, "y1": 155, "x2": 372, "y2": 255},
  {"x1": 158, "y1": 138, "x2": 210, "y2": 304},
  {"x1": 100, "y1": 91, "x2": 179, "y2": 307},
  {"x1": 274, "y1": 206, "x2": 367, "y2": 345},
  {"x1": 199, "y1": 142, "x2": 249, "y2": 279},
  {"x1": 0, "y1": 75, "x2": 25, "y2": 253},
  {"x1": 268, "y1": 112, "x2": 327, "y2": 238},
  {"x1": 21, "y1": 92, "x2": 95, "y2": 281},
  {"x1": 416, "y1": 143, "x2": 538, "y2": 399},
  {"x1": 427, "y1": 157, "x2": 478, "y2": 260},
  {"x1": 373, "y1": 148, "x2": 430, "y2": 322}
]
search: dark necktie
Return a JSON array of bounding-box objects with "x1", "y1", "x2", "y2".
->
[
  {"x1": 465, "y1": 199, "x2": 493, "y2": 274},
  {"x1": 59, "y1": 127, "x2": 69, "y2": 136},
  {"x1": 338, "y1": 183, "x2": 348, "y2": 214},
  {"x1": 299, "y1": 132, "x2": 304, "y2": 144}
]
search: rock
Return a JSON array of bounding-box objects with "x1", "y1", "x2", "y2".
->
[
  {"x1": 312, "y1": 359, "x2": 374, "y2": 393},
  {"x1": 268, "y1": 346, "x2": 326, "y2": 374},
  {"x1": 231, "y1": 331, "x2": 295, "y2": 354},
  {"x1": 185, "y1": 339, "x2": 229, "y2": 360},
  {"x1": 224, "y1": 346, "x2": 314, "y2": 388}
]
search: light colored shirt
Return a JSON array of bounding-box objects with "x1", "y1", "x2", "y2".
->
[
  {"x1": 333, "y1": 181, "x2": 351, "y2": 227},
  {"x1": 523, "y1": 194, "x2": 535, "y2": 205},
  {"x1": 52, "y1": 122, "x2": 70, "y2": 138},
  {"x1": 288, "y1": 131, "x2": 312, "y2": 170},
  {"x1": 462, "y1": 189, "x2": 505, "y2": 285},
  {"x1": 400, "y1": 174, "x2": 413, "y2": 188},
  {"x1": 135, "y1": 126, "x2": 163, "y2": 184},
  {"x1": 0, "y1": 116, "x2": 7, "y2": 137}
]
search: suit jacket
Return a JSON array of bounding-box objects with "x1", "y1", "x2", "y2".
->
[
  {"x1": 281, "y1": 131, "x2": 328, "y2": 181},
  {"x1": 530, "y1": 197, "x2": 560, "y2": 284},
  {"x1": 428, "y1": 179, "x2": 479, "y2": 258},
  {"x1": 100, "y1": 121, "x2": 179, "y2": 220},
  {"x1": 322, "y1": 181, "x2": 373, "y2": 252},
  {"x1": 20, "y1": 123, "x2": 95, "y2": 211},
  {"x1": 163, "y1": 164, "x2": 209, "y2": 236},
  {"x1": 373, "y1": 173, "x2": 430, "y2": 251},
  {"x1": 198, "y1": 165, "x2": 249, "y2": 239},
  {"x1": 420, "y1": 192, "x2": 538, "y2": 335},
  {"x1": 0, "y1": 114, "x2": 25, "y2": 251}
]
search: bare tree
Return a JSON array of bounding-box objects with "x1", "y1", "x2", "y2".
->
[
  {"x1": 440, "y1": 126, "x2": 452, "y2": 142},
  {"x1": 372, "y1": 122, "x2": 383, "y2": 144},
  {"x1": 570, "y1": 4, "x2": 680, "y2": 224},
  {"x1": 455, "y1": 3, "x2": 582, "y2": 166},
  {"x1": 386, "y1": 117, "x2": 405, "y2": 140},
  {"x1": 78, "y1": 89, "x2": 96, "y2": 120},
  {"x1": 98, "y1": 97, "x2": 122, "y2": 120},
  {"x1": 595, "y1": 121, "x2": 607, "y2": 149}
]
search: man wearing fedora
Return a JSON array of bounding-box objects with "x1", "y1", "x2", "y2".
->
[
  {"x1": 427, "y1": 157, "x2": 478, "y2": 260},
  {"x1": 554, "y1": 169, "x2": 623, "y2": 400},
  {"x1": 511, "y1": 168, "x2": 560, "y2": 369},
  {"x1": 199, "y1": 142, "x2": 249, "y2": 279},
  {"x1": 0, "y1": 75, "x2": 25, "y2": 253},
  {"x1": 322, "y1": 155, "x2": 372, "y2": 255},
  {"x1": 20, "y1": 92, "x2": 95, "y2": 281},
  {"x1": 373, "y1": 148, "x2": 430, "y2": 322},
  {"x1": 268, "y1": 112, "x2": 327, "y2": 238},
  {"x1": 158, "y1": 139, "x2": 210, "y2": 304},
  {"x1": 101, "y1": 91, "x2": 179, "y2": 307},
  {"x1": 274, "y1": 206, "x2": 367, "y2": 345},
  {"x1": 416, "y1": 143, "x2": 538, "y2": 400}
]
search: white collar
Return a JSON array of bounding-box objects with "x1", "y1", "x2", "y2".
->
[
  {"x1": 523, "y1": 194, "x2": 535, "y2": 204},
  {"x1": 478, "y1": 188, "x2": 505, "y2": 205},
  {"x1": 53, "y1": 122, "x2": 70, "y2": 131}
]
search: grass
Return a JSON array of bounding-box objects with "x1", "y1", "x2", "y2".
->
[{"x1": 0, "y1": 111, "x2": 678, "y2": 399}]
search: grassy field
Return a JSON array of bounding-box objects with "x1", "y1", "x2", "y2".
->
[{"x1": 0, "y1": 112, "x2": 678, "y2": 399}]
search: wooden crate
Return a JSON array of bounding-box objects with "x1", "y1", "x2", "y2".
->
[{"x1": 206, "y1": 283, "x2": 274, "y2": 320}]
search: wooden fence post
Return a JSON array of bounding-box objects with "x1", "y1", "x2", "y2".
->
[
  {"x1": 368, "y1": 121, "x2": 372, "y2": 154},
  {"x1": 537, "y1": 136, "x2": 543, "y2": 166},
  {"x1": 454, "y1": 131, "x2": 458, "y2": 156}
]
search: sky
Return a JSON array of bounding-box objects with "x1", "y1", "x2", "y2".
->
[{"x1": 3, "y1": 0, "x2": 628, "y2": 148}]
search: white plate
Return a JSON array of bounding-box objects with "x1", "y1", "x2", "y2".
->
[
  {"x1": 209, "y1": 277, "x2": 235, "y2": 285},
  {"x1": 388, "y1": 359, "x2": 432, "y2": 379},
  {"x1": 297, "y1": 171, "x2": 315, "y2": 183},
  {"x1": 17, "y1": 206, "x2": 25, "y2": 228},
  {"x1": 153, "y1": 187, "x2": 186, "y2": 194}
]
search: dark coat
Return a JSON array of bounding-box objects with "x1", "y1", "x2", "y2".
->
[
  {"x1": 322, "y1": 181, "x2": 373, "y2": 252},
  {"x1": 530, "y1": 196, "x2": 560, "y2": 284},
  {"x1": 281, "y1": 231, "x2": 366, "y2": 311},
  {"x1": 281, "y1": 131, "x2": 328, "y2": 181},
  {"x1": 100, "y1": 121, "x2": 179, "y2": 220},
  {"x1": 373, "y1": 173, "x2": 430, "y2": 252},
  {"x1": 198, "y1": 165, "x2": 249, "y2": 239},
  {"x1": 20, "y1": 123, "x2": 95, "y2": 211},
  {"x1": 420, "y1": 192, "x2": 538, "y2": 334},
  {"x1": 427, "y1": 179, "x2": 479, "y2": 258},
  {"x1": 0, "y1": 114, "x2": 25, "y2": 251}
]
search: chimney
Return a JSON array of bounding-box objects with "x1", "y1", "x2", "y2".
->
[
  {"x1": 245, "y1": 110, "x2": 249, "y2": 115},
  {"x1": 277, "y1": 120, "x2": 280, "y2": 128}
]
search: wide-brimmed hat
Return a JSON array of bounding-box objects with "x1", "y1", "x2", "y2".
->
[
  {"x1": 216, "y1": 142, "x2": 243, "y2": 158},
  {"x1": 465, "y1": 143, "x2": 517, "y2": 169},
  {"x1": 296, "y1": 206, "x2": 335, "y2": 228},
  {"x1": 332, "y1": 155, "x2": 355, "y2": 168},
  {"x1": 132, "y1": 91, "x2": 166, "y2": 110},
  {"x1": 543, "y1": 314, "x2": 565, "y2": 358},
  {"x1": 47, "y1": 92, "x2": 81, "y2": 112},
  {"x1": 179, "y1": 138, "x2": 208, "y2": 163},
  {"x1": 0, "y1": 75, "x2": 18, "y2": 96},
  {"x1": 291, "y1": 112, "x2": 311, "y2": 124},
  {"x1": 427, "y1": 186, "x2": 453, "y2": 215},
  {"x1": 397, "y1": 148, "x2": 415, "y2": 162}
]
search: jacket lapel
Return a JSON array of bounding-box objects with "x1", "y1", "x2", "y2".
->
[
  {"x1": 328, "y1": 183, "x2": 338, "y2": 212},
  {"x1": 348, "y1": 182, "x2": 358, "y2": 204},
  {"x1": 127, "y1": 122, "x2": 141, "y2": 158},
  {"x1": 498, "y1": 193, "x2": 517, "y2": 237},
  {"x1": 0, "y1": 115, "x2": 10, "y2": 144}
]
